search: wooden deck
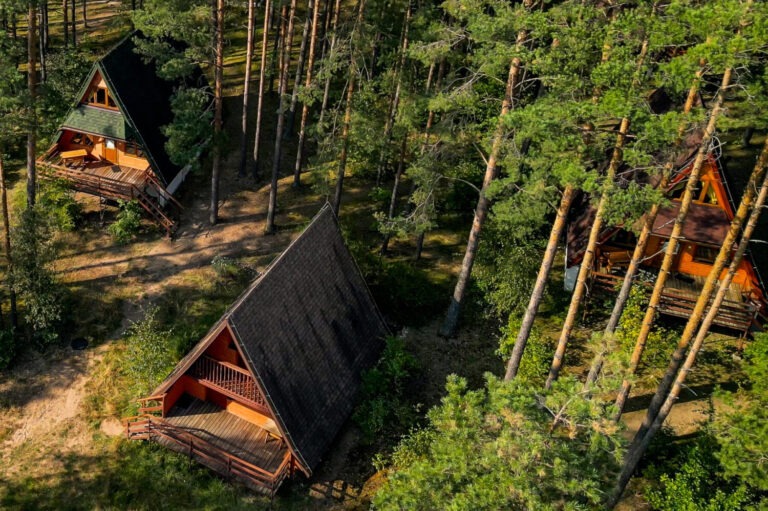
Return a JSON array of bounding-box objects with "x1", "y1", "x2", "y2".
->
[
  {"x1": 592, "y1": 271, "x2": 759, "y2": 334},
  {"x1": 163, "y1": 398, "x2": 288, "y2": 474}
]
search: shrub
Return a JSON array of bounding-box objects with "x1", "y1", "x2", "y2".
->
[
  {"x1": 496, "y1": 316, "x2": 554, "y2": 386},
  {"x1": 0, "y1": 329, "x2": 15, "y2": 369},
  {"x1": 123, "y1": 307, "x2": 176, "y2": 396},
  {"x1": 644, "y1": 436, "x2": 754, "y2": 511},
  {"x1": 109, "y1": 200, "x2": 143, "y2": 244},
  {"x1": 354, "y1": 336, "x2": 419, "y2": 444},
  {"x1": 10, "y1": 208, "x2": 64, "y2": 345},
  {"x1": 211, "y1": 256, "x2": 258, "y2": 283},
  {"x1": 38, "y1": 179, "x2": 82, "y2": 231}
]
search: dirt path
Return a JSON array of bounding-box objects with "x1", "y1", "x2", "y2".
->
[{"x1": 0, "y1": 165, "x2": 327, "y2": 490}]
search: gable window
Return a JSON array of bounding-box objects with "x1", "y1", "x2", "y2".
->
[{"x1": 87, "y1": 86, "x2": 117, "y2": 109}]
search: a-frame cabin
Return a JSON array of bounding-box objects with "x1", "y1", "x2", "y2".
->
[
  {"x1": 567, "y1": 152, "x2": 767, "y2": 335},
  {"x1": 38, "y1": 32, "x2": 197, "y2": 235},
  {"x1": 125, "y1": 205, "x2": 389, "y2": 495}
]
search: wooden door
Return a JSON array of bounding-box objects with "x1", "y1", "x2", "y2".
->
[{"x1": 103, "y1": 139, "x2": 118, "y2": 163}]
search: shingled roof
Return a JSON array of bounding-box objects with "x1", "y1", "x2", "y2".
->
[
  {"x1": 153, "y1": 205, "x2": 389, "y2": 473},
  {"x1": 62, "y1": 32, "x2": 201, "y2": 186}
]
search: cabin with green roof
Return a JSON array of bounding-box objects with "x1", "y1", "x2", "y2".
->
[{"x1": 38, "y1": 33, "x2": 196, "y2": 235}]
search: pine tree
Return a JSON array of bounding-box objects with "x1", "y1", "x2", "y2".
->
[
  {"x1": 237, "y1": 0, "x2": 256, "y2": 177},
  {"x1": 265, "y1": 0, "x2": 298, "y2": 233}
]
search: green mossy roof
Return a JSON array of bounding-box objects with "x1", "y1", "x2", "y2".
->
[{"x1": 61, "y1": 105, "x2": 136, "y2": 141}]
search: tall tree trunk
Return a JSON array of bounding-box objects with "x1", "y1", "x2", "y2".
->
[
  {"x1": 585, "y1": 64, "x2": 704, "y2": 386},
  {"x1": 70, "y1": 0, "x2": 76, "y2": 48},
  {"x1": 374, "y1": 2, "x2": 411, "y2": 187},
  {"x1": 383, "y1": 58, "x2": 442, "y2": 256},
  {"x1": 380, "y1": 136, "x2": 408, "y2": 255},
  {"x1": 38, "y1": 10, "x2": 46, "y2": 83},
  {"x1": 270, "y1": 3, "x2": 287, "y2": 94},
  {"x1": 62, "y1": 0, "x2": 68, "y2": 48},
  {"x1": 265, "y1": 0, "x2": 298, "y2": 234},
  {"x1": 439, "y1": 44, "x2": 524, "y2": 338},
  {"x1": 609, "y1": 136, "x2": 768, "y2": 509},
  {"x1": 284, "y1": 0, "x2": 312, "y2": 138},
  {"x1": 505, "y1": 185, "x2": 575, "y2": 380},
  {"x1": 613, "y1": 67, "x2": 733, "y2": 417},
  {"x1": 209, "y1": 0, "x2": 224, "y2": 226},
  {"x1": 42, "y1": 1, "x2": 49, "y2": 50},
  {"x1": 27, "y1": 3, "x2": 38, "y2": 209},
  {"x1": 238, "y1": 0, "x2": 257, "y2": 177},
  {"x1": 412, "y1": 59, "x2": 443, "y2": 261},
  {"x1": 544, "y1": 117, "x2": 630, "y2": 389},
  {"x1": 332, "y1": 0, "x2": 366, "y2": 216},
  {"x1": 317, "y1": 0, "x2": 341, "y2": 129},
  {"x1": 0, "y1": 154, "x2": 17, "y2": 329},
  {"x1": 252, "y1": 0, "x2": 273, "y2": 178},
  {"x1": 293, "y1": 0, "x2": 321, "y2": 186},
  {"x1": 82, "y1": 0, "x2": 87, "y2": 29}
]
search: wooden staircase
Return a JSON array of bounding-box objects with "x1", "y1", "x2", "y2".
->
[{"x1": 38, "y1": 152, "x2": 180, "y2": 236}]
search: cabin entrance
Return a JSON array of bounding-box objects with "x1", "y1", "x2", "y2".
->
[{"x1": 103, "y1": 139, "x2": 117, "y2": 163}]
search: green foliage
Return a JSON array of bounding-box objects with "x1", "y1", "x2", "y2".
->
[
  {"x1": 373, "y1": 374, "x2": 625, "y2": 511},
  {"x1": 613, "y1": 282, "x2": 676, "y2": 381},
  {"x1": 496, "y1": 317, "x2": 554, "y2": 386},
  {"x1": 38, "y1": 179, "x2": 82, "y2": 232},
  {"x1": 10, "y1": 209, "x2": 64, "y2": 346},
  {"x1": 0, "y1": 328, "x2": 15, "y2": 370},
  {"x1": 211, "y1": 256, "x2": 258, "y2": 284},
  {"x1": 370, "y1": 260, "x2": 449, "y2": 326},
  {"x1": 122, "y1": 307, "x2": 176, "y2": 397},
  {"x1": 108, "y1": 200, "x2": 143, "y2": 244},
  {"x1": 644, "y1": 436, "x2": 756, "y2": 511},
  {"x1": 712, "y1": 332, "x2": 768, "y2": 492},
  {"x1": 354, "y1": 336, "x2": 420, "y2": 443},
  {"x1": 163, "y1": 87, "x2": 212, "y2": 170}
]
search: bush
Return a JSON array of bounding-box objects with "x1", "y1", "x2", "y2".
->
[
  {"x1": 109, "y1": 200, "x2": 143, "y2": 244},
  {"x1": 38, "y1": 179, "x2": 82, "y2": 231},
  {"x1": 496, "y1": 316, "x2": 554, "y2": 386},
  {"x1": 211, "y1": 256, "x2": 258, "y2": 283},
  {"x1": 11, "y1": 208, "x2": 65, "y2": 346},
  {"x1": 644, "y1": 436, "x2": 754, "y2": 511},
  {"x1": 123, "y1": 307, "x2": 176, "y2": 396},
  {"x1": 353, "y1": 336, "x2": 419, "y2": 443},
  {"x1": 0, "y1": 329, "x2": 15, "y2": 369}
]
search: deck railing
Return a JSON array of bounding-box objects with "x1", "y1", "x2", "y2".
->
[
  {"x1": 125, "y1": 414, "x2": 292, "y2": 496},
  {"x1": 592, "y1": 272, "x2": 759, "y2": 334},
  {"x1": 191, "y1": 356, "x2": 270, "y2": 414},
  {"x1": 38, "y1": 152, "x2": 177, "y2": 235}
]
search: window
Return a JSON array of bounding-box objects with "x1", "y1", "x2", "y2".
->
[
  {"x1": 70, "y1": 133, "x2": 94, "y2": 147},
  {"x1": 125, "y1": 142, "x2": 145, "y2": 158},
  {"x1": 693, "y1": 246, "x2": 720, "y2": 264},
  {"x1": 86, "y1": 86, "x2": 117, "y2": 109}
]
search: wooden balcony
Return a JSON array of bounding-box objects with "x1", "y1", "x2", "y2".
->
[
  {"x1": 125, "y1": 405, "x2": 292, "y2": 496},
  {"x1": 37, "y1": 146, "x2": 179, "y2": 236},
  {"x1": 190, "y1": 356, "x2": 270, "y2": 415},
  {"x1": 592, "y1": 272, "x2": 759, "y2": 334}
]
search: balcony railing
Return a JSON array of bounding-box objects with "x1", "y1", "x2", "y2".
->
[{"x1": 190, "y1": 356, "x2": 269, "y2": 414}]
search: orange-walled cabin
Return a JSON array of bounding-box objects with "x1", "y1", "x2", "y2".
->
[
  {"x1": 37, "y1": 32, "x2": 199, "y2": 236},
  {"x1": 125, "y1": 206, "x2": 389, "y2": 496},
  {"x1": 567, "y1": 155, "x2": 767, "y2": 335}
]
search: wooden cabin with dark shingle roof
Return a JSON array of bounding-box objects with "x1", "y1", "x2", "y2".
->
[
  {"x1": 125, "y1": 205, "x2": 389, "y2": 495},
  {"x1": 38, "y1": 32, "x2": 201, "y2": 235},
  {"x1": 566, "y1": 151, "x2": 767, "y2": 335}
]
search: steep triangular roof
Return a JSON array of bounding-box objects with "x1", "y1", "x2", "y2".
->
[
  {"x1": 60, "y1": 32, "x2": 197, "y2": 186},
  {"x1": 152, "y1": 205, "x2": 389, "y2": 473}
]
